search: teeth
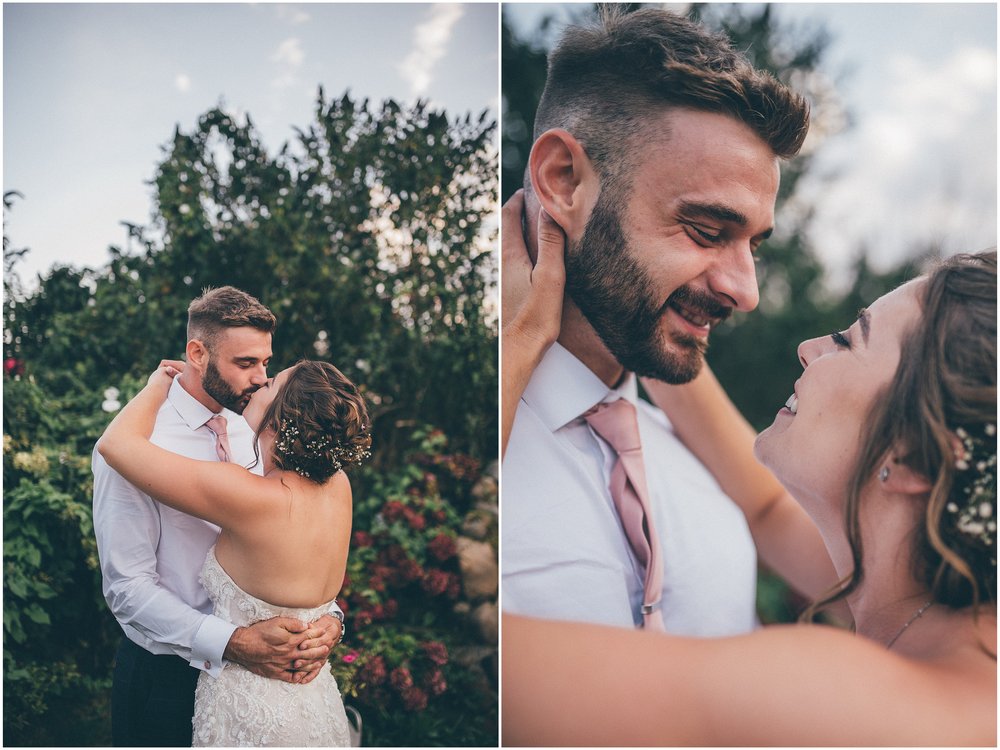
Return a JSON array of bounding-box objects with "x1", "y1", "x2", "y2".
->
[
  {"x1": 784, "y1": 394, "x2": 798, "y2": 414},
  {"x1": 674, "y1": 304, "x2": 711, "y2": 328}
]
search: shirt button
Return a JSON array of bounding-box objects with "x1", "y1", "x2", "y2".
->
[{"x1": 204, "y1": 661, "x2": 212, "y2": 670}]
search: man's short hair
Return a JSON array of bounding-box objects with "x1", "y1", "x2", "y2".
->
[
  {"x1": 187, "y1": 286, "x2": 276, "y2": 350},
  {"x1": 532, "y1": 7, "x2": 810, "y2": 194}
]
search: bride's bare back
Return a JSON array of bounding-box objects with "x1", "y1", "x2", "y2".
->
[{"x1": 214, "y1": 470, "x2": 353, "y2": 609}]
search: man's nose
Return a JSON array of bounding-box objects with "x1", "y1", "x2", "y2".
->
[
  {"x1": 707, "y1": 246, "x2": 759, "y2": 312},
  {"x1": 249, "y1": 366, "x2": 268, "y2": 386}
]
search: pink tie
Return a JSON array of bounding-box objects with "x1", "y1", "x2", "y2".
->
[
  {"x1": 205, "y1": 414, "x2": 232, "y2": 463},
  {"x1": 585, "y1": 399, "x2": 666, "y2": 632}
]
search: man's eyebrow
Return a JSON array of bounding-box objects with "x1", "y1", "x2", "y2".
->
[
  {"x1": 858, "y1": 308, "x2": 871, "y2": 344},
  {"x1": 678, "y1": 200, "x2": 773, "y2": 239},
  {"x1": 233, "y1": 356, "x2": 262, "y2": 364}
]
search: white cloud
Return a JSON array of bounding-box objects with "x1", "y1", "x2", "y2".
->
[
  {"x1": 275, "y1": 5, "x2": 310, "y2": 25},
  {"x1": 398, "y1": 4, "x2": 464, "y2": 97},
  {"x1": 799, "y1": 45, "x2": 997, "y2": 286},
  {"x1": 271, "y1": 37, "x2": 304, "y2": 68},
  {"x1": 270, "y1": 37, "x2": 304, "y2": 89},
  {"x1": 174, "y1": 73, "x2": 191, "y2": 93}
]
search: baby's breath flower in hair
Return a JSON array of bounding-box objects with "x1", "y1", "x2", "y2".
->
[{"x1": 948, "y1": 423, "x2": 997, "y2": 566}]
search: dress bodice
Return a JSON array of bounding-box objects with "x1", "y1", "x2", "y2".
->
[
  {"x1": 192, "y1": 547, "x2": 350, "y2": 747},
  {"x1": 199, "y1": 546, "x2": 336, "y2": 626}
]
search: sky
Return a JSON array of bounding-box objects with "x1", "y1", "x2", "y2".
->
[
  {"x1": 4, "y1": 2, "x2": 499, "y2": 284},
  {"x1": 505, "y1": 2, "x2": 997, "y2": 288}
]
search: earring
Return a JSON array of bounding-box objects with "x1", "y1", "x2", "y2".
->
[{"x1": 879, "y1": 466, "x2": 890, "y2": 482}]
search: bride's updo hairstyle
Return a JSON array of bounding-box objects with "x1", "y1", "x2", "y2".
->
[
  {"x1": 809, "y1": 251, "x2": 997, "y2": 630},
  {"x1": 256, "y1": 360, "x2": 371, "y2": 483}
]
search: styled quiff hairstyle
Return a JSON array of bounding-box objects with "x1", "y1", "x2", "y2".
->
[
  {"x1": 256, "y1": 360, "x2": 371, "y2": 484},
  {"x1": 809, "y1": 251, "x2": 997, "y2": 627},
  {"x1": 187, "y1": 286, "x2": 276, "y2": 350},
  {"x1": 532, "y1": 6, "x2": 810, "y2": 194}
]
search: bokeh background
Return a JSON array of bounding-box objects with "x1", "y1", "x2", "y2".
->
[
  {"x1": 4, "y1": 4, "x2": 498, "y2": 746},
  {"x1": 503, "y1": 2, "x2": 997, "y2": 623}
]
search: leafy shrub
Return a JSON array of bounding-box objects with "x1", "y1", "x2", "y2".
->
[{"x1": 331, "y1": 428, "x2": 497, "y2": 746}]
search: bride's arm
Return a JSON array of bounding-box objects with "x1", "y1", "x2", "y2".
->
[
  {"x1": 97, "y1": 367, "x2": 266, "y2": 529},
  {"x1": 502, "y1": 614, "x2": 991, "y2": 746},
  {"x1": 641, "y1": 370, "x2": 842, "y2": 608},
  {"x1": 501, "y1": 190, "x2": 565, "y2": 458}
]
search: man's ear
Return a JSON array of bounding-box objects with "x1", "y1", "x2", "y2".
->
[
  {"x1": 186, "y1": 339, "x2": 209, "y2": 373},
  {"x1": 528, "y1": 129, "x2": 600, "y2": 239}
]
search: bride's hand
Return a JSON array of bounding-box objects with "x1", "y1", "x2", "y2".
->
[
  {"x1": 147, "y1": 359, "x2": 184, "y2": 387},
  {"x1": 502, "y1": 189, "x2": 566, "y2": 351}
]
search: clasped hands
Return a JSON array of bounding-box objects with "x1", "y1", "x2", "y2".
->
[{"x1": 225, "y1": 613, "x2": 343, "y2": 685}]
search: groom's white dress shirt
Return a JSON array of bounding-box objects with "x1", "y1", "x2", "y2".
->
[
  {"x1": 93, "y1": 377, "x2": 261, "y2": 679},
  {"x1": 502, "y1": 343, "x2": 758, "y2": 635}
]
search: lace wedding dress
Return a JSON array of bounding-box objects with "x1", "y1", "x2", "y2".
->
[{"x1": 192, "y1": 547, "x2": 351, "y2": 747}]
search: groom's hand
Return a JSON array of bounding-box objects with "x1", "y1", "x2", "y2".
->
[
  {"x1": 290, "y1": 614, "x2": 342, "y2": 685},
  {"x1": 224, "y1": 616, "x2": 333, "y2": 684}
]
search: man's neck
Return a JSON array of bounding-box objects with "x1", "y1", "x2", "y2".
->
[
  {"x1": 177, "y1": 370, "x2": 224, "y2": 413},
  {"x1": 557, "y1": 298, "x2": 626, "y2": 388}
]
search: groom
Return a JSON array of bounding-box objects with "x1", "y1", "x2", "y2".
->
[
  {"x1": 93, "y1": 286, "x2": 343, "y2": 746},
  {"x1": 502, "y1": 8, "x2": 810, "y2": 633}
]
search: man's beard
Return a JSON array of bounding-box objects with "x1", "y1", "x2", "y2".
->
[
  {"x1": 203, "y1": 358, "x2": 256, "y2": 414},
  {"x1": 564, "y1": 190, "x2": 731, "y2": 384}
]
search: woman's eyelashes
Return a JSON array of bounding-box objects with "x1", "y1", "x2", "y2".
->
[{"x1": 830, "y1": 330, "x2": 851, "y2": 349}]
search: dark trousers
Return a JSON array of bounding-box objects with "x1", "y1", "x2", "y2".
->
[{"x1": 111, "y1": 638, "x2": 199, "y2": 747}]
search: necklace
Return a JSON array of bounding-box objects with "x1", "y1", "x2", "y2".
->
[{"x1": 885, "y1": 600, "x2": 935, "y2": 649}]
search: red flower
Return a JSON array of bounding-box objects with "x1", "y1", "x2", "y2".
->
[
  {"x1": 382, "y1": 500, "x2": 406, "y2": 523},
  {"x1": 403, "y1": 507, "x2": 426, "y2": 531},
  {"x1": 427, "y1": 533, "x2": 456, "y2": 561},
  {"x1": 422, "y1": 641, "x2": 448, "y2": 666},
  {"x1": 342, "y1": 650, "x2": 359, "y2": 664},
  {"x1": 353, "y1": 530, "x2": 373, "y2": 548},
  {"x1": 4, "y1": 358, "x2": 23, "y2": 377},
  {"x1": 402, "y1": 686, "x2": 428, "y2": 712},
  {"x1": 424, "y1": 668, "x2": 447, "y2": 696},
  {"x1": 421, "y1": 569, "x2": 449, "y2": 596},
  {"x1": 397, "y1": 557, "x2": 423, "y2": 583},
  {"x1": 361, "y1": 655, "x2": 387, "y2": 686},
  {"x1": 390, "y1": 666, "x2": 414, "y2": 692}
]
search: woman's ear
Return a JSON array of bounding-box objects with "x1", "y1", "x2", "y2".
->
[
  {"x1": 528, "y1": 129, "x2": 600, "y2": 238},
  {"x1": 880, "y1": 452, "x2": 933, "y2": 496}
]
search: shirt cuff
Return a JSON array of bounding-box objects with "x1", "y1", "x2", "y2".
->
[
  {"x1": 190, "y1": 614, "x2": 237, "y2": 679},
  {"x1": 328, "y1": 600, "x2": 344, "y2": 621}
]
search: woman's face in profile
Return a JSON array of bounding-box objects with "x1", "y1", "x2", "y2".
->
[
  {"x1": 754, "y1": 279, "x2": 924, "y2": 516},
  {"x1": 243, "y1": 365, "x2": 295, "y2": 432}
]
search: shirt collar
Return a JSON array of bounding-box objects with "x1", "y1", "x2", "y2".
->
[
  {"x1": 521, "y1": 342, "x2": 639, "y2": 432},
  {"x1": 168, "y1": 377, "x2": 222, "y2": 431}
]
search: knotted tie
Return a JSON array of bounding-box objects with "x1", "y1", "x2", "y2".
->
[
  {"x1": 585, "y1": 399, "x2": 666, "y2": 631},
  {"x1": 205, "y1": 414, "x2": 232, "y2": 463}
]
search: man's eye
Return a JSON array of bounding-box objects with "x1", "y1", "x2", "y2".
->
[{"x1": 686, "y1": 223, "x2": 722, "y2": 243}]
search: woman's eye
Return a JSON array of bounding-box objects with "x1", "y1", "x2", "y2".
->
[{"x1": 830, "y1": 330, "x2": 851, "y2": 349}]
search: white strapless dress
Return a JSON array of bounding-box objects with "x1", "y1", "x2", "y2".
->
[{"x1": 192, "y1": 547, "x2": 351, "y2": 747}]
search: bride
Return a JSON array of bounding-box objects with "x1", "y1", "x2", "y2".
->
[
  {"x1": 501, "y1": 192, "x2": 996, "y2": 745},
  {"x1": 99, "y1": 358, "x2": 370, "y2": 746}
]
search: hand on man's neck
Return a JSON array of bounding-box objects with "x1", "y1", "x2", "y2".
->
[{"x1": 524, "y1": 191, "x2": 627, "y2": 389}]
